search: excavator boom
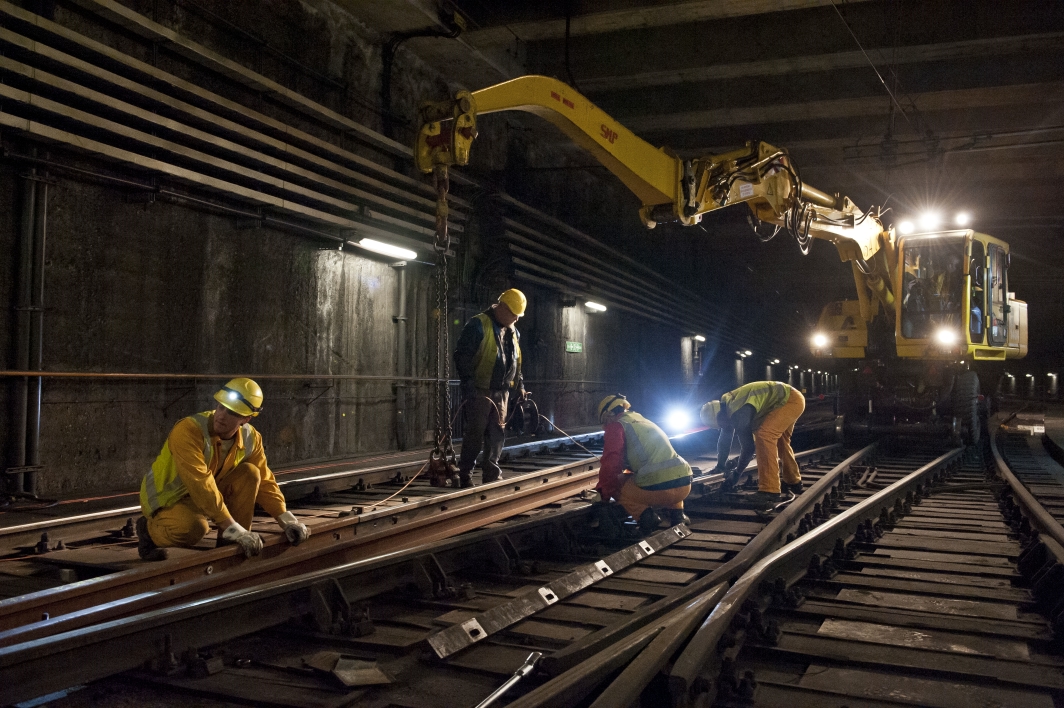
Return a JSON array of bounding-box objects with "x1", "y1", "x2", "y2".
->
[{"x1": 417, "y1": 75, "x2": 895, "y2": 317}]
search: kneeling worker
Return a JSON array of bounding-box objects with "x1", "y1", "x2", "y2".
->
[
  {"x1": 701, "y1": 381, "x2": 806, "y2": 510},
  {"x1": 595, "y1": 394, "x2": 692, "y2": 530},
  {"x1": 136, "y1": 378, "x2": 310, "y2": 561}
]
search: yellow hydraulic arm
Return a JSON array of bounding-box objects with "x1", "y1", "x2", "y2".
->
[{"x1": 417, "y1": 75, "x2": 895, "y2": 321}]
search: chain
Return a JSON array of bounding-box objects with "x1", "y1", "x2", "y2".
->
[{"x1": 432, "y1": 165, "x2": 454, "y2": 455}]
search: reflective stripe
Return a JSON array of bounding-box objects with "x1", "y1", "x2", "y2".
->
[
  {"x1": 139, "y1": 411, "x2": 256, "y2": 516},
  {"x1": 723, "y1": 382, "x2": 792, "y2": 428},
  {"x1": 618, "y1": 411, "x2": 691, "y2": 488},
  {"x1": 142, "y1": 468, "x2": 159, "y2": 512}
]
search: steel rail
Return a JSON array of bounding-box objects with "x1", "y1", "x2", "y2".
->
[
  {"x1": 0, "y1": 455, "x2": 601, "y2": 636},
  {"x1": 0, "y1": 431, "x2": 604, "y2": 538},
  {"x1": 989, "y1": 414, "x2": 1064, "y2": 550},
  {"x1": 0, "y1": 507, "x2": 595, "y2": 706},
  {"x1": 538, "y1": 442, "x2": 867, "y2": 676},
  {"x1": 668, "y1": 447, "x2": 965, "y2": 703},
  {"x1": 503, "y1": 584, "x2": 729, "y2": 708},
  {"x1": 689, "y1": 443, "x2": 841, "y2": 488}
]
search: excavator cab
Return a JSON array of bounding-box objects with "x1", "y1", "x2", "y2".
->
[
  {"x1": 813, "y1": 230, "x2": 1026, "y2": 444},
  {"x1": 813, "y1": 230, "x2": 1027, "y2": 362}
]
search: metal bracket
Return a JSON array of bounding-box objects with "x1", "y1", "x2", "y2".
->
[
  {"x1": 427, "y1": 527, "x2": 685, "y2": 659},
  {"x1": 307, "y1": 578, "x2": 372, "y2": 636},
  {"x1": 3, "y1": 465, "x2": 44, "y2": 476}
]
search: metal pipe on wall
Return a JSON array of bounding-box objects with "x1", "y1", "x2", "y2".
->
[
  {"x1": 25, "y1": 180, "x2": 48, "y2": 496},
  {"x1": 392, "y1": 261, "x2": 408, "y2": 450},
  {"x1": 9, "y1": 173, "x2": 36, "y2": 496}
]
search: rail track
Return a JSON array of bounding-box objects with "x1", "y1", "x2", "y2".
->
[
  {"x1": 1, "y1": 440, "x2": 853, "y2": 705},
  {"x1": 8, "y1": 415, "x2": 1061, "y2": 707},
  {"x1": 0, "y1": 430, "x2": 608, "y2": 635}
]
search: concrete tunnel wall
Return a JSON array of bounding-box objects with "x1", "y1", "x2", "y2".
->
[
  {"x1": 0, "y1": 161, "x2": 719, "y2": 499},
  {"x1": 0, "y1": 0, "x2": 736, "y2": 500}
]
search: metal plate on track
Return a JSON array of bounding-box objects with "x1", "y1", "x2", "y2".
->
[
  {"x1": 873, "y1": 548, "x2": 1015, "y2": 567},
  {"x1": 797, "y1": 665, "x2": 1055, "y2": 708},
  {"x1": 816, "y1": 618, "x2": 1031, "y2": 660},
  {"x1": 836, "y1": 589, "x2": 1019, "y2": 620},
  {"x1": 564, "y1": 591, "x2": 647, "y2": 611},
  {"x1": 426, "y1": 527, "x2": 685, "y2": 658}
]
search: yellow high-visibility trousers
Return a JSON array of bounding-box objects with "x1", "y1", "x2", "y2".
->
[
  {"x1": 146, "y1": 462, "x2": 262, "y2": 548},
  {"x1": 754, "y1": 390, "x2": 806, "y2": 493},
  {"x1": 616, "y1": 474, "x2": 690, "y2": 519}
]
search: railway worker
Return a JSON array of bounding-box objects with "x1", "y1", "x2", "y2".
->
[
  {"x1": 453, "y1": 288, "x2": 527, "y2": 488},
  {"x1": 595, "y1": 394, "x2": 693, "y2": 531},
  {"x1": 701, "y1": 380, "x2": 806, "y2": 510},
  {"x1": 136, "y1": 378, "x2": 310, "y2": 561}
]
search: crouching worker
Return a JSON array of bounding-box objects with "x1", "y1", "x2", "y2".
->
[
  {"x1": 701, "y1": 381, "x2": 806, "y2": 511},
  {"x1": 595, "y1": 394, "x2": 692, "y2": 532},
  {"x1": 136, "y1": 378, "x2": 310, "y2": 561}
]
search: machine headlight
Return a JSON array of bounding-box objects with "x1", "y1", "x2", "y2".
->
[
  {"x1": 934, "y1": 328, "x2": 959, "y2": 346},
  {"x1": 918, "y1": 212, "x2": 942, "y2": 231},
  {"x1": 812, "y1": 333, "x2": 829, "y2": 348},
  {"x1": 664, "y1": 409, "x2": 692, "y2": 433}
]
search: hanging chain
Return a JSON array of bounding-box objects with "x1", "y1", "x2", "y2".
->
[{"x1": 429, "y1": 164, "x2": 458, "y2": 483}]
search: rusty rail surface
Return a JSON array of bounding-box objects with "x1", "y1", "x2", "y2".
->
[{"x1": 0, "y1": 456, "x2": 600, "y2": 638}]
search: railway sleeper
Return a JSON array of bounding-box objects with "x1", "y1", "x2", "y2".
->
[{"x1": 691, "y1": 441, "x2": 1064, "y2": 708}]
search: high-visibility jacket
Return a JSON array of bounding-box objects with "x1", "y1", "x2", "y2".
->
[
  {"x1": 617, "y1": 411, "x2": 692, "y2": 489},
  {"x1": 456, "y1": 311, "x2": 523, "y2": 391},
  {"x1": 721, "y1": 382, "x2": 793, "y2": 429},
  {"x1": 139, "y1": 411, "x2": 284, "y2": 519}
]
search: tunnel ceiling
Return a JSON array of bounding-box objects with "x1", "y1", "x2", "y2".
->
[{"x1": 345, "y1": 0, "x2": 1064, "y2": 363}]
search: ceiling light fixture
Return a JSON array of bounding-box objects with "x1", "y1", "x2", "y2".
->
[{"x1": 357, "y1": 238, "x2": 417, "y2": 260}]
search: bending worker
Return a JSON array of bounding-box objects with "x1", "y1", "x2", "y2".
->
[
  {"x1": 136, "y1": 378, "x2": 310, "y2": 561},
  {"x1": 595, "y1": 394, "x2": 692, "y2": 531},
  {"x1": 701, "y1": 380, "x2": 806, "y2": 510},
  {"x1": 453, "y1": 289, "x2": 527, "y2": 488}
]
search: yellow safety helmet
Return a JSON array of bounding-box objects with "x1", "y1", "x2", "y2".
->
[
  {"x1": 497, "y1": 288, "x2": 527, "y2": 317},
  {"x1": 700, "y1": 400, "x2": 722, "y2": 428},
  {"x1": 597, "y1": 393, "x2": 631, "y2": 421},
  {"x1": 214, "y1": 377, "x2": 264, "y2": 417}
]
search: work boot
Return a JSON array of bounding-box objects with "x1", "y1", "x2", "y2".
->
[
  {"x1": 637, "y1": 508, "x2": 661, "y2": 534},
  {"x1": 458, "y1": 474, "x2": 474, "y2": 489},
  {"x1": 665, "y1": 509, "x2": 692, "y2": 527},
  {"x1": 136, "y1": 516, "x2": 168, "y2": 562},
  {"x1": 481, "y1": 472, "x2": 502, "y2": 484},
  {"x1": 745, "y1": 491, "x2": 783, "y2": 511},
  {"x1": 782, "y1": 481, "x2": 804, "y2": 495}
]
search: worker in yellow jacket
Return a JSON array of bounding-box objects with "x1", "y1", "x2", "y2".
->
[
  {"x1": 701, "y1": 381, "x2": 806, "y2": 510},
  {"x1": 595, "y1": 394, "x2": 693, "y2": 531},
  {"x1": 136, "y1": 378, "x2": 309, "y2": 561},
  {"x1": 453, "y1": 289, "x2": 527, "y2": 487}
]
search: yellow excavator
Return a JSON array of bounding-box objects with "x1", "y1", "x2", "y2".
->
[{"x1": 416, "y1": 75, "x2": 1027, "y2": 443}]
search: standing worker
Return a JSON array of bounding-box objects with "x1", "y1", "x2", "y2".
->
[
  {"x1": 595, "y1": 394, "x2": 692, "y2": 531},
  {"x1": 701, "y1": 381, "x2": 806, "y2": 510},
  {"x1": 136, "y1": 378, "x2": 310, "y2": 561},
  {"x1": 453, "y1": 289, "x2": 527, "y2": 487}
]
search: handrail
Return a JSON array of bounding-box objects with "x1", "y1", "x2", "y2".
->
[{"x1": 668, "y1": 447, "x2": 963, "y2": 701}]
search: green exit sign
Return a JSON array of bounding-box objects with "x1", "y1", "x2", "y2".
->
[{"x1": 565, "y1": 341, "x2": 583, "y2": 353}]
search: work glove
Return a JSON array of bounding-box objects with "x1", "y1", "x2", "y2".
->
[
  {"x1": 277, "y1": 511, "x2": 311, "y2": 546},
  {"x1": 221, "y1": 522, "x2": 263, "y2": 558}
]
